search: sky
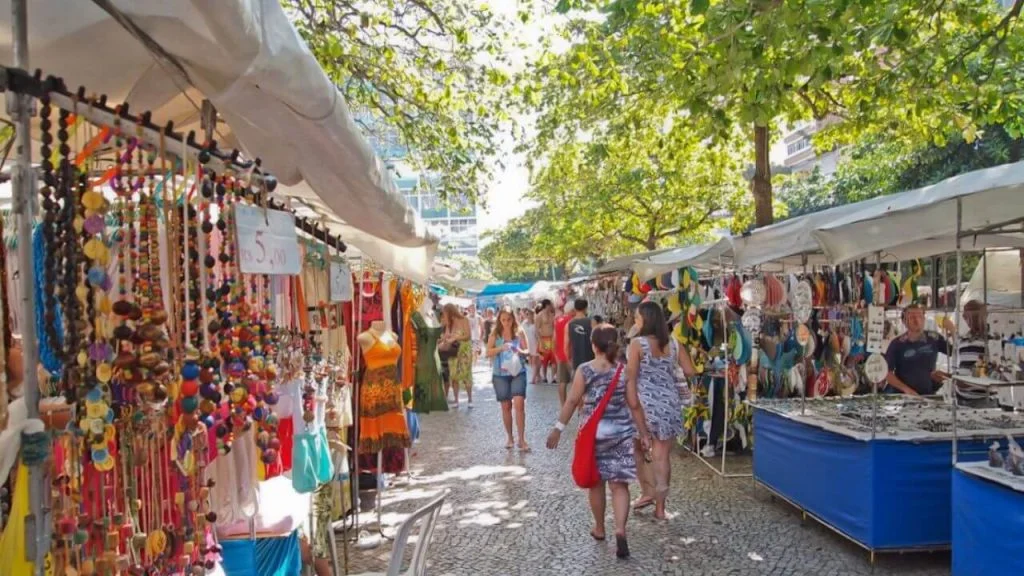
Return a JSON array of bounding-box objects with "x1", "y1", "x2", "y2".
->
[{"x1": 477, "y1": 2, "x2": 566, "y2": 234}]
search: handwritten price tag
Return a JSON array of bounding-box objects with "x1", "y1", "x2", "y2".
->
[
  {"x1": 234, "y1": 204, "x2": 301, "y2": 275},
  {"x1": 330, "y1": 261, "x2": 353, "y2": 302}
]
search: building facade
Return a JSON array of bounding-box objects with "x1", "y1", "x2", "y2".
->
[
  {"x1": 357, "y1": 115, "x2": 481, "y2": 256},
  {"x1": 773, "y1": 116, "x2": 843, "y2": 177}
]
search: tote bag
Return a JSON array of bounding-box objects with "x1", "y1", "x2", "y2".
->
[{"x1": 572, "y1": 364, "x2": 624, "y2": 489}]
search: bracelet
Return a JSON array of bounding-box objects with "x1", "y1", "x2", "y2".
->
[{"x1": 553, "y1": 421, "x2": 565, "y2": 432}]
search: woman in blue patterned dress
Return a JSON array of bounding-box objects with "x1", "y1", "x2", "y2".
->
[
  {"x1": 546, "y1": 324, "x2": 651, "y2": 559},
  {"x1": 627, "y1": 301, "x2": 697, "y2": 520}
]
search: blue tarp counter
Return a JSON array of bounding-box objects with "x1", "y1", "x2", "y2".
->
[
  {"x1": 752, "y1": 407, "x2": 994, "y2": 554},
  {"x1": 952, "y1": 463, "x2": 1024, "y2": 576}
]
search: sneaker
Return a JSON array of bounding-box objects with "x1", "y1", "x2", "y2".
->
[{"x1": 700, "y1": 445, "x2": 716, "y2": 458}]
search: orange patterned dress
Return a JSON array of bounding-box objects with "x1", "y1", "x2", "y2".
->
[{"x1": 358, "y1": 334, "x2": 411, "y2": 453}]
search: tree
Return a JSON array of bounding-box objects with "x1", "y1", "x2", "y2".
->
[
  {"x1": 479, "y1": 209, "x2": 572, "y2": 282},
  {"x1": 532, "y1": 0, "x2": 1024, "y2": 228},
  {"x1": 778, "y1": 124, "x2": 1024, "y2": 217},
  {"x1": 286, "y1": 0, "x2": 533, "y2": 205},
  {"x1": 527, "y1": 113, "x2": 750, "y2": 253}
]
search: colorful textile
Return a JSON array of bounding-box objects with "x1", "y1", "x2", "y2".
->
[
  {"x1": 411, "y1": 312, "x2": 448, "y2": 413},
  {"x1": 449, "y1": 340, "x2": 473, "y2": 392},
  {"x1": 358, "y1": 336, "x2": 410, "y2": 454},
  {"x1": 580, "y1": 364, "x2": 637, "y2": 482},
  {"x1": 636, "y1": 338, "x2": 684, "y2": 441}
]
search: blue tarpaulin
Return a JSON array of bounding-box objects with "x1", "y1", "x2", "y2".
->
[
  {"x1": 953, "y1": 467, "x2": 1024, "y2": 576},
  {"x1": 220, "y1": 530, "x2": 302, "y2": 576},
  {"x1": 753, "y1": 408, "x2": 994, "y2": 550},
  {"x1": 477, "y1": 283, "x2": 534, "y2": 296}
]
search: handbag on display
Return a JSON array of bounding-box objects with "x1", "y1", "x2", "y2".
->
[{"x1": 572, "y1": 364, "x2": 624, "y2": 489}]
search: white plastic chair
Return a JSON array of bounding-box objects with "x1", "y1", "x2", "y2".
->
[{"x1": 351, "y1": 490, "x2": 449, "y2": 576}]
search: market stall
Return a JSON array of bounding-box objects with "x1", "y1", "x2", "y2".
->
[
  {"x1": 951, "y1": 461, "x2": 1024, "y2": 576},
  {"x1": 0, "y1": 2, "x2": 445, "y2": 574}
]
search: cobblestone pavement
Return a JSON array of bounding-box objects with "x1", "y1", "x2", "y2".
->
[{"x1": 341, "y1": 367, "x2": 951, "y2": 576}]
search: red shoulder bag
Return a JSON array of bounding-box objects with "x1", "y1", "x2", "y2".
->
[{"x1": 572, "y1": 364, "x2": 624, "y2": 489}]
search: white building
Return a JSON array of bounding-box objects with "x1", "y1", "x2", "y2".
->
[{"x1": 771, "y1": 116, "x2": 842, "y2": 177}]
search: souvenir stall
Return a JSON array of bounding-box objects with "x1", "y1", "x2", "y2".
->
[
  {"x1": 750, "y1": 161, "x2": 1024, "y2": 561},
  {"x1": 627, "y1": 240, "x2": 753, "y2": 477},
  {"x1": 343, "y1": 259, "x2": 447, "y2": 547},
  {"x1": 0, "y1": 3, "x2": 440, "y2": 575}
]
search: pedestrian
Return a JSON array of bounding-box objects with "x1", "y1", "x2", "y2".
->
[
  {"x1": 468, "y1": 305, "x2": 482, "y2": 363},
  {"x1": 546, "y1": 324, "x2": 649, "y2": 559},
  {"x1": 535, "y1": 299, "x2": 557, "y2": 383},
  {"x1": 487, "y1": 307, "x2": 530, "y2": 451},
  {"x1": 627, "y1": 301, "x2": 696, "y2": 520},
  {"x1": 440, "y1": 304, "x2": 474, "y2": 408},
  {"x1": 554, "y1": 301, "x2": 574, "y2": 405},
  {"x1": 521, "y1": 309, "x2": 541, "y2": 384},
  {"x1": 567, "y1": 299, "x2": 595, "y2": 372}
]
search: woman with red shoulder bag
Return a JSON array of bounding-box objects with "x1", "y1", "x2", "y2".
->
[{"x1": 546, "y1": 324, "x2": 650, "y2": 559}]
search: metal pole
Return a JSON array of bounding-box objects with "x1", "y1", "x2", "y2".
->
[
  {"x1": 872, "y1": 252, "x2": 880, "y2": 439},
  {"x1": 801, "y1": 254, "x2": 808, "y2": 416},
  {"x1": 8, "y1": 1, "x2": 45, "y2": 571},
  {"x1": 952, "y1": 199, "x2": 963, "y2": 466}
]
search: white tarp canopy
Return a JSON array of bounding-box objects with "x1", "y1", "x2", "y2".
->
[
  {"x1": 812, "y1": 161, "x2": 1024, "y2": 265},
  {"x1": 631, "y1": 237, "x2": 733, "y2": 280},
  {"x1": 597, "y1": 247, "x2": 676, "y2": 274},
  {"x1": 731, "y1": 194, "x2": 898, "y2": 269},
  {"x1": 961, "y1": 249, "x2": 1024, "y2": 310},
  {"x1": 0, "y1": 0, "x2": 438, "y2": 282}
]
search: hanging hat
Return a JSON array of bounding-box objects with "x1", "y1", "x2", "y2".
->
[
  {"x1": 740, "y1": 278, "x2": 766, "y2": 307},
  {"x1": 735, "y1": 321, "x2": 753, "y2": 365},
  {"x1": 725, "y1": 275, "x2": 742, "y2": 308}
]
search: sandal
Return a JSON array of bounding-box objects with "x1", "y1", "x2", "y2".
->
[
  {"x1": 632, "y1": 497, "x2": 654, "y2": 511},
  {"x1": 505, "y1": 440, "x2": 515, "y2": 450},
  {"x1": 519, "y1": 443, "x2": 532, "y2": 453},
  {"x1": 590, "y1": 530, "x2": 606, "y2": 541},
  {"x1": 616, "y1": 535, "x2": 630, "y2": 559}
]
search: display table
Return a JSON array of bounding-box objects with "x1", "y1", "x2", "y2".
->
[
  {"x1": 751, "y1": 399, "x2": 1024, "y2": 559},
  {"x1": 952, "y1": 462, "x2": 1024, "y2": 576}
]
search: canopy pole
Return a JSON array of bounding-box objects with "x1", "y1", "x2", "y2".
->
[
  {"x1": 801, "y1": 253, "x2": 808, "y2": 417},
  {"x1": 8, "y1": 0, "x2": 46, "y2": 571},
  {"x1": 952, "y1": 199, "x2": 963, "y2": 466}
]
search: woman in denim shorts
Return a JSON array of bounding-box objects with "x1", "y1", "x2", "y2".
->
[{"x1": 486, "y1": 307, "x2": 530, "y2": 451}]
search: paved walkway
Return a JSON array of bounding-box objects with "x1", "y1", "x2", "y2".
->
[{"x1": 342, "y1": 367, "x2": 950, "y2": 576}]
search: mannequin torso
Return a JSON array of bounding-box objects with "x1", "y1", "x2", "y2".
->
[{"x1": 358, "y1": 320, "x2": 399, "y2": 356}]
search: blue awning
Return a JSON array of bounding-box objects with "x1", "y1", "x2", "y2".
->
[{"x1": 477, "y1": 283, "x2": 534, "y2": 296}]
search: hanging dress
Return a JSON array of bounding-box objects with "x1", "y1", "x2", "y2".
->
[
  {"x1": 412, "y1": 312, "x2": 449, "y2": 413},
  {"x1": 358, "y1": 334, "x2": 410, "y2": 453}
]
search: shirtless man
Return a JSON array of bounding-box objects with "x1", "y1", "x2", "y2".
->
[{"x1": 535, "y1": 299, "x2": 556, "y2": 384}]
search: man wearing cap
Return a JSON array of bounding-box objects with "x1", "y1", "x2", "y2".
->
[{"x1": 884, "y1": 303, "x2": 956, "y2": 396}]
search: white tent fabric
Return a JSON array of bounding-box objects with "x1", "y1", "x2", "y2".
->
[
  {"x1": 961, "y1": 249, "x2": 1023, "y2": 310},
  {"x1": 0, "y1": 0, "x2": 438, "y2": 282},
  {"x1": 731, "y1": 194, "x2": 897, "y2": 269},
  {"x1": 632, "y1": 238, "x2": 732, "y2": 280},
  {"x1": 812, "y1": 161, "x2": 1024, "y2": 265},
  {"x1": 597, "y1": 247, "x2": 676, "y2": 274}
]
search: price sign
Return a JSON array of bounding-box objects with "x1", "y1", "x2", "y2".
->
[
  {"x1": 864, "y1": 353, "x2": 889, "y2": 384},
  {"x1": 330, "y1": 261, "x2": 353, "y2": 302},
  {"x1": 866, "y1": 304, "x2": 885, "y2": 354},
  {"x1": 234, "y1": 204, "x2": 301, "y2": 275}
]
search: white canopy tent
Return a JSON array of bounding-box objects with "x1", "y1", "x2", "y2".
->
[
  {"x1": 631, "y1": 237, "x2": 733, "y2": 280},
  {"x1": 731, "y1": 194, "x2": 898, "y2": 270},
  {"x1": 812, "y1": 161, "x2": 1024, "y2": 266},
  {"x1": 597, "y1": 247, "x2": 676, "y2": 274},
  {"x1": 0, "y1": 0, "x2": 439, "y2": 282}
]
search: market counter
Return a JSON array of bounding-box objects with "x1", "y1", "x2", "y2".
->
[
  {"x1": 751, "y1": 399, "x2": 1024, "y2": 556},
  {"x1": 952, "y1": 462, "x2": 1024, "y2": 576}
]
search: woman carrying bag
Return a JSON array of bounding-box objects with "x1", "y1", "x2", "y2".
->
[{"x1": 546, "y1": 324, "x2": 651, "y2": 559}]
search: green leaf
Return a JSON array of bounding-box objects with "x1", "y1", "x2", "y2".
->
[{"x1": 691, "y1": 0, "x2": 710, "y2": 16}]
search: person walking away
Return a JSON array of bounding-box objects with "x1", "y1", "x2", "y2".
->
[
  {"x1": 536, "y1": 299, "x2": 557, "y2": 384},
  {"x1": 468, "y1": 305, "x2": 482, "y2": 364},
  {"x1": 567, "y1": 299, "x2": 595, "y2": 372},
  {"x1": 627, "y1": 301, "x2": 696, "y2": 520},
  {"x1": 487, "y1": 308, "x2": 530, "y2": 451},
  {"x1": 521, "y1": 309, "x2": 541, "y2": 385},
  {"x1": 554, "y1": 302, "x2": 574, "y2": 406},
  {"x1": 546, "y1": 324, "x2": 650, "y2": 559},
  {"x1": 884, "y1": 303, "x2": 956, "y2": 396},
  {"x1": 440, "y1": 304, "x2": 474, "y2": 408},
  {"x1": 482, "y1": 308, "x2": 496, "y2": 345}
]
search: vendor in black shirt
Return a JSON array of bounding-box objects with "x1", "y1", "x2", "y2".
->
[
  {"x1": 566, "y1": 299, "x2": 595, "y2": 371},
  {"x1": 884, "y1": 304, "x2": 956, "y2": 396}
]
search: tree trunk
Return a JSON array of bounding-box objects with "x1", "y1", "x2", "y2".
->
[
  {"x1": 752, "y1": 124, "x2": 773, "y2": 228},
  {"x1": 645, "y1": 236, "x2": 658, "y2": 251}
]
